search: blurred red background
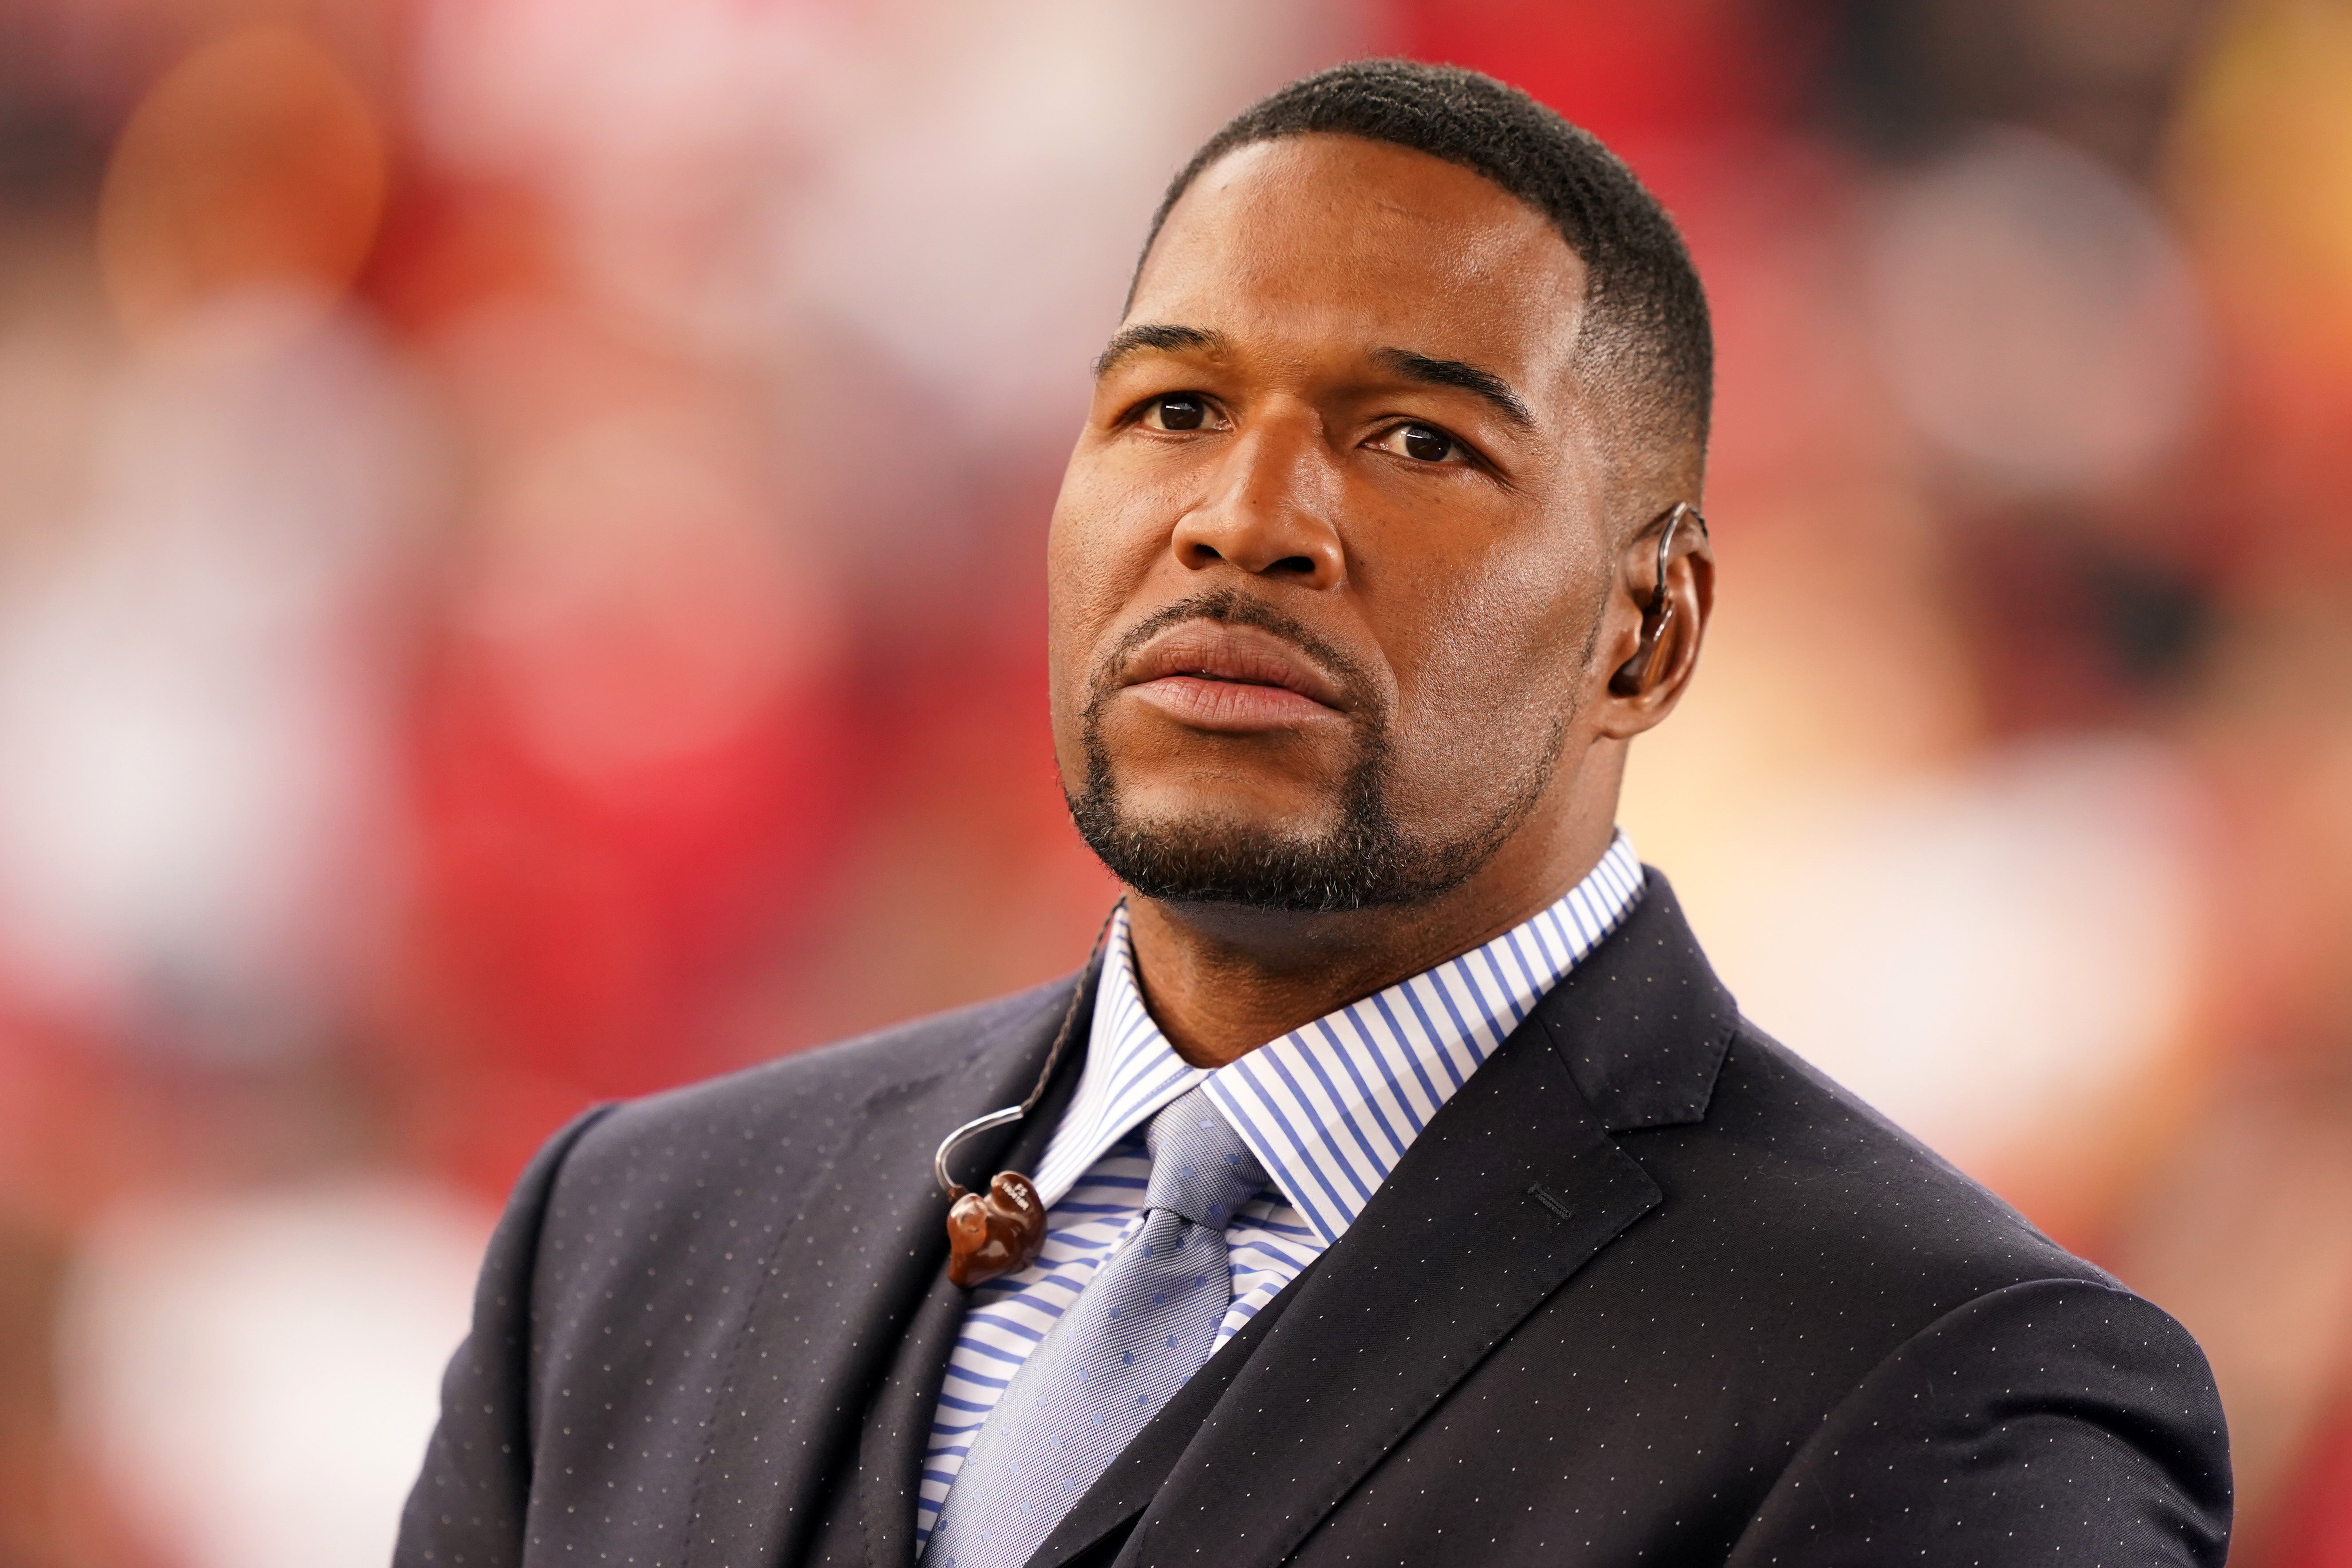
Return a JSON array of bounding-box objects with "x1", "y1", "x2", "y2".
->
[{"x1": 1, "y1": 0, "x2": 2348, "y2": 1562}]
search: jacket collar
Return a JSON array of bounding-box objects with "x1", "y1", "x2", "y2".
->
[{"x1": 1535, "y1": 869, "x2": 1738, "y2": 1131}]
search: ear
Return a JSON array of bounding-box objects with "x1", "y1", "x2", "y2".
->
[{"x1": 1593, "y1": 503, "x2": 1713, "y2": 739}]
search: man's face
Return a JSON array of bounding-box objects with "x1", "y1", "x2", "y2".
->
[{"x1": 1048, "y1": 134, "x2": 1618, "y2": 911}]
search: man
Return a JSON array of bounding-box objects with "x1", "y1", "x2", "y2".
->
[{"x1": 399, "y1": 61, "x2": 2230, "y2": 1567}]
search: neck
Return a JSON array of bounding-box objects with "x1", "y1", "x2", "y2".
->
[{"x1": 1122, "y1": 789, "x2": 1621, "y2": 1069}]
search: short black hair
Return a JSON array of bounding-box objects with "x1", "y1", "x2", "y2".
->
[{"x1": 1138, "y1": 59, "x2": 1713, "y2": 483}]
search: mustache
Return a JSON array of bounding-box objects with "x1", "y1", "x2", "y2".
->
[{"x1": 1089, "y1": 588, "x2": 1375, "y2": 711}]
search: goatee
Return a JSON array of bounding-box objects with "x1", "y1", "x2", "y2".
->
[{"x1": 1065, "y1": 591, "x2": 1562, "y2": 913}]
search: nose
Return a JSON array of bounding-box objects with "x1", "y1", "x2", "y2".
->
[{"x1": 1168, "y1": 415, "x2": 1346, "y2": 590}]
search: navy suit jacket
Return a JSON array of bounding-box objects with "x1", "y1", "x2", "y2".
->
[{"x1": 398, "y1": 874, "x2": 2231, "y2": 1566}]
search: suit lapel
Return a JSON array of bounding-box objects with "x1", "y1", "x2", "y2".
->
[
  {"x1": 682, "y1": 968, "x2": 1094, "y2": 1568},
  {"x1": 845, "y1": 993, "x2": 1094, "y2": 1568},
  {"x1": 1072, "y1": 873, "x2": 1737, "y2": 1568}
]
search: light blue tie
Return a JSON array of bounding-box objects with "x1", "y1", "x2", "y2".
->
[{"x1": 925, "y1": 1086, "x2": 1270, "y2": 1568}]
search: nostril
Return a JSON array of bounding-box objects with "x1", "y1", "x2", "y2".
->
[{"x1": 1273, "y1": 555, "x2": 1316, "y2": 575}]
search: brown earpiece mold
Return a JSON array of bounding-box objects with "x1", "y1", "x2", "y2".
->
[
  {"x1": 933, "y1": 905, "x2": 1119, "y2": 1290},
  {"x1": 946, "y1": 1171, "x2": 1048, "y2": 1288}
]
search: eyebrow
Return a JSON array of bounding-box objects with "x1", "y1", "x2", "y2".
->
[
  {"x1": 1090, "y1": 327, "x2": 1536, "y2": 434},
  {"x1": 1093, "y1": 323, "x2": 1229, "y2": 379},
  {"x1": 1372, "y1": 348, "x2": 1535, "y2": 431}
]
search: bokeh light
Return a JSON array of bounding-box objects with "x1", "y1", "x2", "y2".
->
[{"x1": 96, "y1": 27, "x2": 385, "y2": 336}]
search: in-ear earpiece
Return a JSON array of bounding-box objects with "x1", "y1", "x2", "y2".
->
[
  {"x1": 946, "y1": 1171, "x2": 1048, "y2": 1288},
  {"x1": 934, "y1": 904, "x2": 1120, "y2": 1288},
  {"x1": 1610, "y1": 502, "x2": 1706, "y2": 697}
]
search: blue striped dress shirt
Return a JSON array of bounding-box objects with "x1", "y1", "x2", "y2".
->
[{"x1": 914, "y1": 831, "x2": 1647, "y2": 1553}]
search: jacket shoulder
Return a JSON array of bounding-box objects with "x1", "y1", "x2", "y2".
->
[
  {"x1": 578, "y1": 973, "x2": 1076, "y2": 1153},
  {"x1": 1637, "y1": 1017, "x2": 2107, "y2": 1299},
  {"x1": 506, "y1": 976, "x2": 1078, "y2": 1426},
  {"x1": 525, "y1": 976, "x2": 1076, "y2": 1295}
]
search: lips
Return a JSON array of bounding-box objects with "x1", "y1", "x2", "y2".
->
[{"x1": 1119, "y1": 619, "x2": 1349, "y2": 730}]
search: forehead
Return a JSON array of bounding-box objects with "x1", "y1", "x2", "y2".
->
[{"x1": 1129, "y1": 134, "x2": 1589, "y2": 394}]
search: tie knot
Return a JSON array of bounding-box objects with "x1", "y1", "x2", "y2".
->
[{"x1": 1143, "y1": 1086, "x2": 1268, "y2": 1229}]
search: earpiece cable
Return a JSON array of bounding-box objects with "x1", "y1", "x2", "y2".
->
[
  {"x1": 932, "y1": 900, "x2": 1124, "y2": 1198},
  {"x1": 1650, "y1": 501, "x2": 1706, "y2": 616}
]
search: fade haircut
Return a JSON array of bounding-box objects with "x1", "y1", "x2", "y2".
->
[{"x1": 1138, "y1": 59, "x2": 1713, "y2": 488}]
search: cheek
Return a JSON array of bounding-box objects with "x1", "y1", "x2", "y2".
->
[
  {"x1": 1043, "y1": 516, "x2": 1104, "y2": 756},
  {"x1": 1381, "y1": 536, "x2": 1606, "y2": 806},
  {"x1": 1045, "y1": 453, "x2": 1165, "y2": 739}
]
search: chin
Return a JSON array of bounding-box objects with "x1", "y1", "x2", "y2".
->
[
  {"x1": 1070, "y1": 780, "x2": 1461, "y2": 914},
  {"x1": 1117, "y1": 777, "x2": 1339, "y2": 837}
]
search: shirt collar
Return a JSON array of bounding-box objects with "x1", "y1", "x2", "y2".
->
[{"x1": 1031, "y1": 831, "x2": 1647, "y2": 1245}]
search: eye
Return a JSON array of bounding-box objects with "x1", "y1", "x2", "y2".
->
[
  {"x1": 1371, "y1": 422, "x2": 1465, "y2": 464},
  {"x1": 1140, "y1": 393, "x2": 1216, "y2": 432}
]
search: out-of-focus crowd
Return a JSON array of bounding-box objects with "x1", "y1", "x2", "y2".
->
[{"x1": 0, "y1": 0, "x2": 2346, "y2": 1563}]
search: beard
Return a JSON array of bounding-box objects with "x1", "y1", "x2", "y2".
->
[{"x1": 1064, "y1": 591, "x2": 1569, "y2": 913}]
